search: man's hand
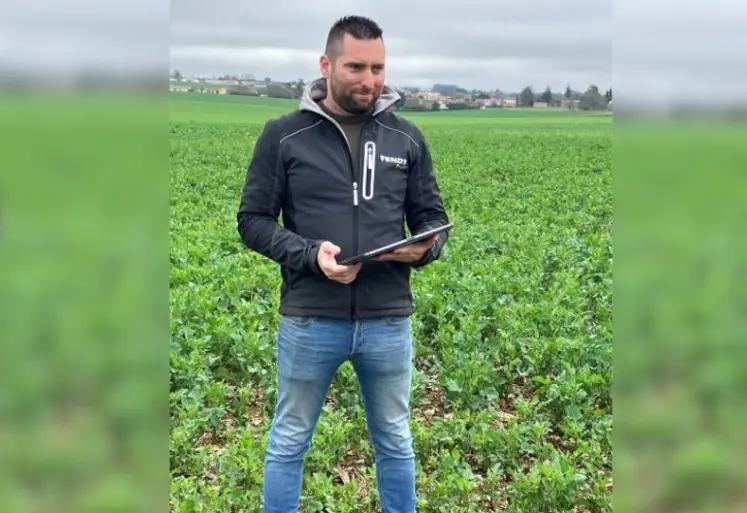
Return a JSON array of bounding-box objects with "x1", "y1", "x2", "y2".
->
[
  {"x1": 317, "y1": 241, "x2": 362, "y2": 284},
  {"x1": 373, "y1": 234, "x2": 438, "y2": 263}
]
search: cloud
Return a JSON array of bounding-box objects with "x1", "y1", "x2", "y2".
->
[
  {"x1": 169, "y1": 0, "x2": 612, "y2": 92},
  {"x1": 613, "y1": 1, "x2": 747, "y2": 104},
  {"x1": 4, "y1": 0, "x2": 743, "y2": 104},
  {"x1": 0, "y1": 0, "x2": 167, "y2": 76}
]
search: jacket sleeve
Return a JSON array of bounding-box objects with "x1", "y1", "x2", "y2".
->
[
  {"x1": 404, "y1": 127, "x2": 450, "y2": 269},
  {"x1": 236, "y1": 119, "x2": 323, "y2": 274}
]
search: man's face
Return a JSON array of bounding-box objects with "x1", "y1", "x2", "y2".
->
[{"x1": 321, "y1": 34, "x2": 386, "y2": 114}]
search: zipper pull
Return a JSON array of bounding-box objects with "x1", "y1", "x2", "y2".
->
[{"x1": 353, "y1": 182, "x2": 359, "y2": 206}]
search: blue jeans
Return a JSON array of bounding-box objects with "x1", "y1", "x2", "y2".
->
[{"x1": 262, "y1": 314, "x2": 415, "y2": 513}]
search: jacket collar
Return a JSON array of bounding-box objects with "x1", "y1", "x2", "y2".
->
[{"x1": 299, "y1": 77, "x2": 401, "y2": 118}]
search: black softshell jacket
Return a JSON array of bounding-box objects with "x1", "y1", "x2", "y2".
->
[{"x1": 237, "y1": 78, "x2": 450, "y2": 320}]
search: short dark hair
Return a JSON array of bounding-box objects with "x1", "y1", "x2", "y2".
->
[{"x1": 325, "y1": 16, "x2": 383, "y2": 58}]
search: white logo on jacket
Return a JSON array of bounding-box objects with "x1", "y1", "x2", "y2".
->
[{"x1": 380, "y1": 154, "x2": 408, "y2": 169}]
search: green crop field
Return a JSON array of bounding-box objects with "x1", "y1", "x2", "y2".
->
[{"x1": 170, "y1": 92, "x2": 613, "y2": 512}]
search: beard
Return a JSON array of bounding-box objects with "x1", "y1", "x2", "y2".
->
[{"x1": 329, "y1": 76, "x2": 379, "y2": 115}]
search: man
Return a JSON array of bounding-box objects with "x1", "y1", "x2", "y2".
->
[{"x1": 236, "y1": 15, "x2": 449, "y2": 513}]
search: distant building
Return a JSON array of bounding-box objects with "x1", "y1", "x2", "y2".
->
[{"x1": 416, "y1": 91, "x2": 441, "y2": 101}]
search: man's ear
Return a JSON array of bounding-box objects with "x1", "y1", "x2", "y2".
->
[{"x1": 319, "y1": 54, "x2": 331, "y2": 78}]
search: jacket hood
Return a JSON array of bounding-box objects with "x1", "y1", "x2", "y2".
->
[{"x1": 299, "y1": 77, "x2": 401, "y2": 117}]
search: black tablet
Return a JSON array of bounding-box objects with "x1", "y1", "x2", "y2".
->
[{"x1": 337, "y1": 223, "x2": 453, "y2": 266}]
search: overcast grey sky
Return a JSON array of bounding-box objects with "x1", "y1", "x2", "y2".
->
[
  {"x1": 0, "y1": 0, "x2": 164, "y2": 74},
  {"x1": 2, "y1": 0, "x2": 744, "y2": 105},
  {"x1": 169, "y1": 0, "x2": 612, "y2": 93}
]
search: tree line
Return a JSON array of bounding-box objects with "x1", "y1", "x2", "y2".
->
[
  {"x1": 171, "y1": 70, "x2": 612, "y2": 111},
  {"x1": 517, "y1": 84, "x2": 612, "y2": 110}
]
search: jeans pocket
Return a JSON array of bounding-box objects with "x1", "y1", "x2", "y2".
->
[
  {"x1": 384, "y1": 315, "x2": 410, "y2": 327},
  {"x1": 282, "y1": 315, "x2": 316, "y2": 328}
]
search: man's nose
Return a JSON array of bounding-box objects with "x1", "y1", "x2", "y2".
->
[{"x1": 360, "y1": 69, "x2": 374, "y2": 88}]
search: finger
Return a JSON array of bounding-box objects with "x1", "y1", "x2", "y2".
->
[
  {"x1": 329, "y1": 263, "x2": 348, "y2": 273},
  {"x1": 394, "y1": 247, "x2": 415, "y2": 256},
  {"x1": 341, "y1": 274, "x2": 356, "y2": 284},
  {"x1": 343, "y1": 267, "x2": 361, "y2": 281},
  {"x1": 322, "y1": 246, "x2": 340, "y2": 258},
  {"x1": 413, "y1": 237, "x2": 437, "y2": 250},
  {"x1": 340, "y1": 265, "x2": 359, "y2": 276},
  {"x1": 329, "y1": 264, "x2": 356, "y2": 279}
]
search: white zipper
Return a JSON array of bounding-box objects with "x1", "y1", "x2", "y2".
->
[{"x1": 353, "y1": 181, "x2": 359, "y2": 206}]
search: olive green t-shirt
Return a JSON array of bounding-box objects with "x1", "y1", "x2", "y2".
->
[{"x1": 317, "y1": 101, "x2": 372, "y2": 176}]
